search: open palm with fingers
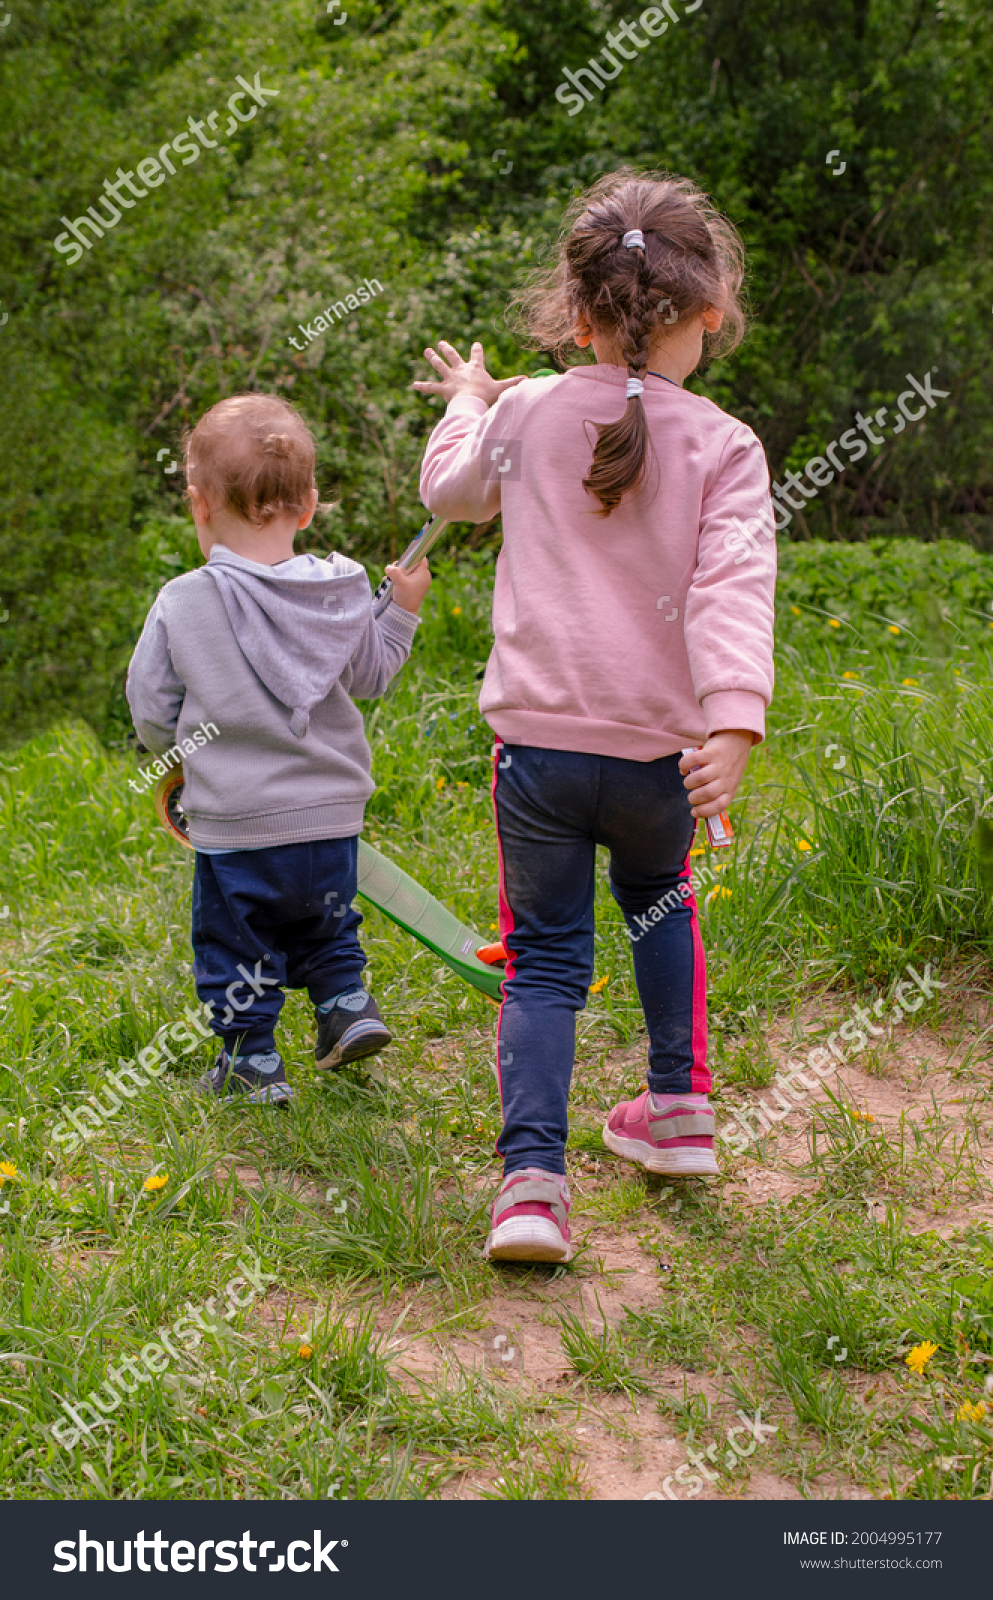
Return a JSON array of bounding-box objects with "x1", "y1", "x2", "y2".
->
[{"x1": 411, "y1": 339, "x2": 528, "y2": 408}]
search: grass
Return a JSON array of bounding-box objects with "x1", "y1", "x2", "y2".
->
[{"x1": 2, "y1": 535, "x2": 993, "y2": 1499}]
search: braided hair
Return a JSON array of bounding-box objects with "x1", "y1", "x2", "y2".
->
[{"x1": 511, "y1": 170, "x2": 747, "y2": 516}]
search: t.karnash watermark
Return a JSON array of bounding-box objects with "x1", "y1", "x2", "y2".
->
[
  {"x1": 725, "y1": 369, "x2": 951, "y2": 566},
  {"x1": 53, "y1": 71, "x2": 279, "y2": 265},
  {"x1": 287, "y1": 277, "x2": 385, "y2": 349},
  {"x1": 626, "y1": 882, "x2": 692, "y2": 942},
  {"x1": 555, "y1": 2, "x2": 701, "y2": 116},
  {"x1": 129, "y1": 720, "x2": 219, "y2": 793}
]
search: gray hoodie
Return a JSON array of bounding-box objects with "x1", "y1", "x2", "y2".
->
[{"x1": 126, "y1": 545, "x2": 418, "y2": 849}]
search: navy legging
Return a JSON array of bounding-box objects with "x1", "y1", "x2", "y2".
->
[{"x1": 493, "y1": 743, "x2": 709, "y2": 1175}]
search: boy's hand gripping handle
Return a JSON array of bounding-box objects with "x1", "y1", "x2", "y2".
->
[{"x1": 371, "y1": 515, "x2": 450, "y2": 617}]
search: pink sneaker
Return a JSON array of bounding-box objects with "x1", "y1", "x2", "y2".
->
[
  {"x1": 602, "y1": 1089, "x2": 718, "y2": 1176},
  {"x1": 484, "y1": 1168, "x2": 574, "y2": 1263}
]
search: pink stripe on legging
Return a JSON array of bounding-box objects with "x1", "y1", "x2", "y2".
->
[
  {"x1": 491, "y1": 742, "x2": 518, "y2": 1137},
  {"x1": 680, "y1": 835, "x2": 711, "y2": 1095}
]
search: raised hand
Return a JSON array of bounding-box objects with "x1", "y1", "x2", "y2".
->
[{"x1": 411, "y1": 339, "x2": 528, "y2": 408}]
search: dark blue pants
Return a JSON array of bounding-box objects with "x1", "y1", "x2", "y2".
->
[
  {"x1": 493, "y1": 744, "x2": 709, "y2": 1175},
  {"x1": 192, "y1": 837, "x2": 366, "y2": 1055}
]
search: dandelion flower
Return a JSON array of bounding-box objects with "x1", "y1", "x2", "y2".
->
[
  {"x1": 850, "y1": 1109, "x2": 875, "y2": 1123},
  {"x1": 297, "y1": 1344, "x2": 313, "y2": 1360},
  {"x1": 842, "y1": 671, "x2": 859, "y2": 681},
  {"x1": 143, "y1": 1173, "x2": 169, "y2": 1193},
  {"x1": 905, "y1": 1340, "x2": 939, "y2": 1375},
  {"x1": 489, "y1": 923, "x2": 497, "y2": 931},
  {"x1": 435, "y1": 777, "x2": 446, "y2": 790},
  {"x1": 690, "y1": 848, "x2": 706, "y2": 858},
  {"x1": 888, "y1": 624, "x2": 901, "y2": 635},
  {"x1": 790, "y1": 605, "x2": 801, "y2": 617},
  {"x1": 797, "y1": 839, "x2": 813, "y2": 852},
  {"x1": 589, "y1": 975, "x2": 610, "y2": 994},
  {"x1": 957, "y1": 1399, "x2": 987, "y2": 1423},
  {"x1": 451, "y1": 606, "x2": 462, "y2": 616},
  {"x1": 0, "y1": 1161, "x2": 17, "y2": 1183},
  {"x1": 828, "y1": 618, "x2": 842, "y2": 629},
  {"x1": 902, "y1": 678, "x2": 919, "y2": 687}
]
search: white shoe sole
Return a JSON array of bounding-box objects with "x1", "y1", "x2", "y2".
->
[
  {"x1": 315, "y1": 1018, "x2": 392, "y2": 1071},
  {"x1": 484, "y1": 1215, "x2": 574, "y2": 1263},
  {"x1": 601, "y1": 1123, "x2": 719, "y2": 1176}
]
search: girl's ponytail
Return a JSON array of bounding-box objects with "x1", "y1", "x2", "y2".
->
[
  {"x1": 582, "y1": 231, "x2": 660, "y2": 517},
  {"x1": 511, "y1": 169, "x2": 747, "y2": 518}
]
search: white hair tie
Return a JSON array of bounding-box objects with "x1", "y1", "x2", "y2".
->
[
  {"x1": 621, "y1": 229, "x2": 645, "y2": 250},
  {"x1": 626, "y1": 377, "x2": 644, "y2": 400}
]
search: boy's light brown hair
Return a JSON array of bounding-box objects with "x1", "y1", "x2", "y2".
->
[{"x1": 183, "y1": 394, "x2": 332, "y2": 527}]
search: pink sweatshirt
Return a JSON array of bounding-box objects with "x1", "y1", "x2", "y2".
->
[{"x1": 419, "y1": 365, "x2": 776, "y2": 760}]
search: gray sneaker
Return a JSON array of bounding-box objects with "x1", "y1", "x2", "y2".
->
[{"x1": 197, "y1": 1050, "x2": 294, "y2": 1106}]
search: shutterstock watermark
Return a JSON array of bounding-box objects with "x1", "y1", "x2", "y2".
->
[
  {"x1": 481, "y1": 440, "x2": 522, "y2": 480},
  {"x1": 644, "y1": 1409, "x2": 778, "y2": 1499},
  {"x1": 53, "y1": 70, "x2": 279, "y2": 265},
  {"x1": 49, "y1": 1253, "x2": 277, "y2": 1451},
  {"x1": 129, "y1": 720, "x2": 219, "y2": 793},
  {"x1": 53, "y1": 1529, "x2": 343, "y2": 1574},
  {"x1": 725, "y1": 368, "x2": 951, "y2": 565},
  {"x1": 719, "y1": 963, "x2": 946, "y2": 1156},
  {"x1": 50, "y1": 1005, "x2": 214, "y2": 1155},
  {"x1": 555, "y1": 1, "x2": 701, "y2": 116},
  {"x1": 48, "y1": 966, "x2": 279, "y2": 1154}
]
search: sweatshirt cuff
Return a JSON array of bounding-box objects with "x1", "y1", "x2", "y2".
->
[
  {"x1": 701, "y1": 690, "x2": 767, "y2": 745},
  {"x1": 377, "y1": 599, "x2": 420, "y2": 644},
  {"x1": 445, "y1": 394, "x2": 488, "y2": 420}
]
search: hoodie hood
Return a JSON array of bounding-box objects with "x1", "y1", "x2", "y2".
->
[{"x1": 204, "y1": 545, "x2": 371, "y2": 738}]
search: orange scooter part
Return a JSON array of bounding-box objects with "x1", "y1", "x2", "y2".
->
[
  {"x1": 475, "y1": 941, "x2": 508, "y2": 966},
  {"x1": 154, "y1": 767, "x2": 194, "y2": 850}
]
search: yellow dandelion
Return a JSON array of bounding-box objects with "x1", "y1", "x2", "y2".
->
[
  {"x1": 797, "y1": 839, "x2": 813, "y2": 852},
  {"x1": 0, "y1": 1161, "x2": 17, "y2": 1183},
  {"x1": 297, "y1": 1344, "x2": 313, "y2": 1360},
  {"x1": 850, "y1": 1109, "x2": 875, "y2": 1123},
  {"x1": 957, "y1": 1399, "x2": 987, "y2": 1423},
  {"x1": 842, "y1": 671, "x2": 859, "y2": 680},
  {"x1": 902, "y1": 678, "x2": 919, "y2": 687},
  {"x1": 790, "y1": 605, "x2": 801, "y2": 617},
  {"x1": 689, "y1": 847, "x2": 706, "y2": 857},
  {"x1": 589, "y1": 975, "x2": 610, "y2": 994},
  {"x1": 435, "y1": 777, "x2": 446, "y2": 790},
  {"x1": 451, "y1": 606, "x2": 462, "y2": 616},
  {"x1": 888, "y1": 624, "x2": 901, "y2": 635},
  {"x1": 905, "y1": 1340, "x2": 939, "y2": 1375},
  {"x1": 456, "y1": 781, "x2": 468, "y2": 789},
  {"x1": 143, "y1": 1173, "x2": 169, "y2": 1193},
  {"x1": 489, "y1": 923, "x2": 497, "y2": 930},
  {"x1": 828, "y1": 618, "x2": 842, "y2": 629}
]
